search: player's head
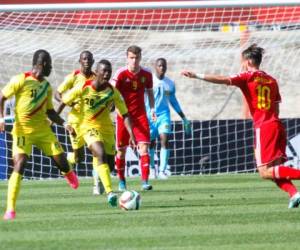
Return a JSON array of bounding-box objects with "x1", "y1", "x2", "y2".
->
[
  {"x1": 155, "y1": 58, "x2": 167, "y2": 79},
  {"x1": 32, "y1": 49, "x2": 52, "y2": 77},
  {"x1": 241, "y1": 44, "x2": 265, "y2": 70},
  {"x1": 126, "y1": 45, "x2": 142, "y2": 72},
  {"x1": 79, "y1": 50, "x2": 94, "y2": 73},
  {"x1": 95, "y1": 59, "x2": 112, "y2": 85}
]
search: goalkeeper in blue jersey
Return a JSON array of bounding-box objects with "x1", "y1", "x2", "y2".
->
[{"x1": 146, "y1": 58, "x2": 191, "y2": 179}]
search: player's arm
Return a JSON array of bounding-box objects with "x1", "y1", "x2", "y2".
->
[
  {"x1": 169, "y1": 86, "x2": 191, "y2": 135},
  {"x1": 47, "y1": 86, "x2": 76, "y2": 136},
  {"x1": 146, "y1": 88, "x2": 156, "y2": 121},
  {"x1": 113, "y1": 88, "x2": 136, "y2": 147},
  {"x1": 0, "y1": 74, "x2": 23, "y2": 131},
  {"x1": 122, "y1": 113, "x2": 136, "y2": 148},
  {"x1": 181, "y1": 70, "x2": 231, "y2": 85},
  {"x1": 0, "y1": 93, "x2": 7, "y2": 132},
  {"x1": 55, "y1": 74, "x2": 74, "y2": 114}
]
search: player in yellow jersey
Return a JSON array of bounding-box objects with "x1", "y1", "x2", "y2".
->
[
  {"x1": 55, "y1": 51, "x2": 104, "y2": 195},
  {"x1": 62, "y1": 59, "x2": 135, "y2": 207},
  {"x1": 0, "y1": 50, "x2": 79, "y2": 220}
]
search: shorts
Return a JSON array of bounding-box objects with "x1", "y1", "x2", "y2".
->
[
  {"x1": 116, "y1": 114, "x2": 150, "y2": 149},
  {"x1": 149, "y1": 114, "x2": 171, "y2": 140},
  {"x1": 12, "y1": 128, "x2": 64, "y2": 157},
  {"x1": 83, "y1": 127, "x2": 115, "y2": 155},
  {"x1": 254, "y1": 121, "x2": 287, "y2": 167},
  {"x1": 69, "y1": 122, "x2": 85, "y2": 150}
]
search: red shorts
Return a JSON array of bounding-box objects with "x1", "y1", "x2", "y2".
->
[
  {"x1": 254, "y1": 121, "x2": 287, "y2": 167},
  {"x1": 116, "y1": 114, "x2": 150, "y2": 149}
]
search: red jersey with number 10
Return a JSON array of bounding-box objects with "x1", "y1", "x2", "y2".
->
[
  {"x1": 112, "y1": 66, "x2": 153, "y2": 117},
  {"x1": 230, "y1": 70, "x2": 281, "y2": 128}
]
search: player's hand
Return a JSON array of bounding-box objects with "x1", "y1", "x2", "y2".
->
[
  {"x1": 65, "y1": 124, "x2": 76, "y2": 137},
  {"x1": 151, "y1": 109, "x2": 157, "y2": 122},
  {"x1": 181, "y1": 70, "x2": 197, "y2": 78},
  {"x1": 183, "y1": 118, "x2": 191, "y2": 136},
  {"x1": 0, "y1": 119, "x2": 5, "y2": 132},
  {"x1": 129, "y1": 134, "x2": 136, "y2": 149}
]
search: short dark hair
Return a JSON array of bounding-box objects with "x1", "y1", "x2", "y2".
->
[
  {"x1": 127, "y1": 45, "x2": 142, "y2": 56},
  {"x1": 242, "y1": 44, "x2": 265, "y2": 67},
  {"x1": 156, "y1": 58, "x2": 167, "y2": 64},
  {"x1": 32, "y1": 49, "x2": 50, "y2": 66},
  {"x1": 79, "y1": 50, "x2": 93, "y2": 59},
  {"x1": 98, "y1": 59, "x2": 112, "y2": 68}
]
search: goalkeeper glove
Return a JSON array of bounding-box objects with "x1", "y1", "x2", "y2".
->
[{"x1": 183, "y1": 118, "x2": 191, "y2": 136}]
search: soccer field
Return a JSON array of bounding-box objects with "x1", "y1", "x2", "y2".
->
[{"x1": 1, "y1": 174, "x2": 300, "y2": 250}]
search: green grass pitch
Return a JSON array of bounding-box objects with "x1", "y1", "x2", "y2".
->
[{"x1": 1, "y1": 174, "x2": 300, "y2": 250}]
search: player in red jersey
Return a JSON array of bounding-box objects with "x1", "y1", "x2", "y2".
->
[
  {"x1": 112, "y1": 45, "x2": 156, "y2": 191},
  {"x1": 182, "y1": 44, "x2": 300, "y2": 208}
]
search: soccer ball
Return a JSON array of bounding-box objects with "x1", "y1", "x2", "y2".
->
[{"x1": 119, "y1": 190, "x2": 141, "y2": 210}]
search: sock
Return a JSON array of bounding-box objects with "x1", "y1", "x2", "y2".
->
[
  {"x1": 273, "y1": 166, "x2": 300, "y2": 180},
  {"x1": 274, "y1": 179, "x2": 298, "y2": 198},
  {"x1": 6, "y1": 171, "x2": 22, "y2": 212},
  {"x1": 149, "y1": 148, "x2": 155, "y2": 169},
  {"x1": 115, "y1": 157, "x2": 126, "y2": 181},
  {"x1": 159, "y1": 148, "x2": 169, "y2": 173},
  {"x1": 140, "y1": 154, "x2": 150, "y2": 182},
  {"x1": 94, "y1": 163, "x2": 112, "y2": 194},
  {"x1": 92, "y1": 157, "x2": 100, "y2": 186}
]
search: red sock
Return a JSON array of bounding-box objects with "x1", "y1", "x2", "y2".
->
[
  {"x1": 273, "y1": 166, "x2": 300, "y2": 180},
  {"x1": 274, "y1": 179, "x2": 298, "y2": 198},
  {"x1": 140, "y1": 154, "x2": 150, "y2": 182},
  {"x1": 115, "y1": 157, "x2": 126, "y2": 181}
]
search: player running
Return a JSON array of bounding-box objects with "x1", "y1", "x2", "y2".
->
[
  {"x1": 182, "y1": 44, "x2": 300, "y2": 208},
  {"x1": 62, "y1": 59, "x2": 136, "y2": 207},
  {"x1": 0, "y1": 50, "x2": 79, "y2": 220},
  {"x1": 112, "y1": 45, "x2": 156, "y2": 191},
  {"x1": 146, "y1": 58, "x2": 191, "y2": 179},
  {"x1": 55, "y1": 51, "x2": 104, "y2": 195}
]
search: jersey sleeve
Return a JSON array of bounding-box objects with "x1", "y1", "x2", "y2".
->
[
  {"x1": 46, "y1": 85, "x2": 54, "y2": 110},
  {"x1": 229, "y1": 72, "x2": 249, "y2": 88},
  {"x1": 169, "y1": 83, "x2": 183, "y2": 114},
  {"x1": 57, "y1": 73, "x2": 75, "y2": 94},
  {"x1": 1, "y1": 74, "x2": 24, "y2": 99},
  {"x1": 113, "y1": 88, "x2": 128, "y2": 116},
  {"x1": 62, "y1": 85, "x2": 82, "y2": 106}
]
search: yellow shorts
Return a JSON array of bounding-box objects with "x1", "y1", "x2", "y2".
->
[
  {"x1": 69, "y1": 122, "x2": 85, "y2": 150},
  {"x1": 12, "y1": 129, "x2": 64, "y2": 157},
  {"x1": 83, "y1": 128, "x2": 115, "y2": 155}
]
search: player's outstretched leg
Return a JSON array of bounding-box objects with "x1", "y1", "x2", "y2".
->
[
  {"x1": 53, "y1": 153, "x2": 79, "y2": 189},
  {"x1": 94, "y1": 163, "x2": 117, "y2": 207},
  {"x1": 64, "y1": 170, "x2": 79, "y2": 189},
  {"x1": 92, "y1": 157, "x2": 104, "y2": 195}
]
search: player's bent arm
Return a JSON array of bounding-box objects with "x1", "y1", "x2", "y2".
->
[
  {"x1": 54, "y1": 90, "x2": 62, "y2": 102},
  {"x1": 56, "y1": 102, "x2": 66, "y2": 115},
  {"x1": 0, "y1": 93, "x2": 7, "y2": 131},
  {"x1": 181, "y1": 70, "x2": 231, "y2": 85},
  {"x1": 46, "y1": 109, "x2": 76, "y2": 136}
]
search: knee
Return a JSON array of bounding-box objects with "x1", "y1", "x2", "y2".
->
[{"x1": 258, "y1": 166, "x2": 273, "y2": 180}]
